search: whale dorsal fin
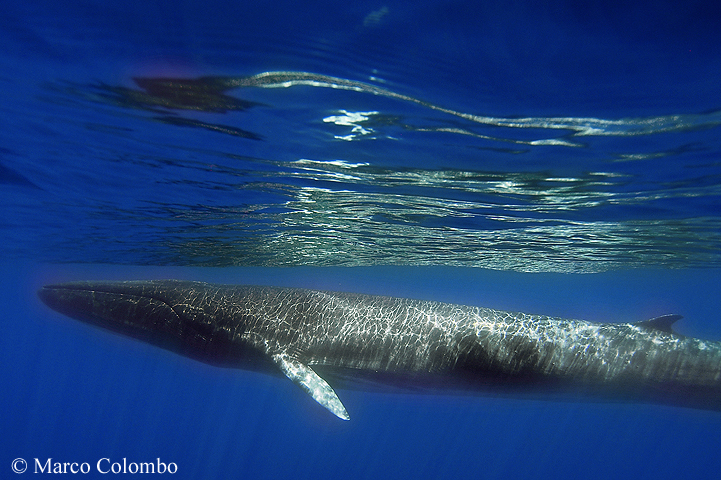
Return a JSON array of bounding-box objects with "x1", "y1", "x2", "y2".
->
[
  {"x1": 272, "y1": 353, "x2": 350, "y2": 421},
  {"x1": 635, "y1": 314, "x2": 683, "y2": 334}
]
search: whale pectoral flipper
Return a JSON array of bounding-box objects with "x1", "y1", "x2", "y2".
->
[{"x1": 272, "y1": 353, "x2": 350, "y2": 421}]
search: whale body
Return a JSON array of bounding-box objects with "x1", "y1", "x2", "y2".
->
[{"x1": 38, "y1": 280, "x2": 721, "y2": 420}]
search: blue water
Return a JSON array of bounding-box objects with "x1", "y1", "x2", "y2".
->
[{"x1": 2, "y1": 1, "x2": 721, "y2": 478}]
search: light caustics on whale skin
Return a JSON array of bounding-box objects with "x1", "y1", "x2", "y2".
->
[
  {"x1": 214, "y1": 71, "x2": 721, "y2": 142},
  {"x1": 37, "y1": 280, "x2": 721, "y2": 420}
]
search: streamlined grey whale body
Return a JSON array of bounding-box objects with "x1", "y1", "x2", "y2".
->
[{"x1": 38, "y1": 280, "x2": 721, "y2": 420}]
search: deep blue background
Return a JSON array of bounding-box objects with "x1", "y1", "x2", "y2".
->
[{"x1": 2, "y1": 1, "x2": 721, "y2": 478}]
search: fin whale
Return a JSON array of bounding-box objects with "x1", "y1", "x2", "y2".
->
[{"x1": 38, "y1": 280, "x2": 721, "y2": 420}]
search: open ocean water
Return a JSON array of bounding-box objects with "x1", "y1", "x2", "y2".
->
[{"x1": 2, "y1": 1, "x2": 721, "y2": 478}]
